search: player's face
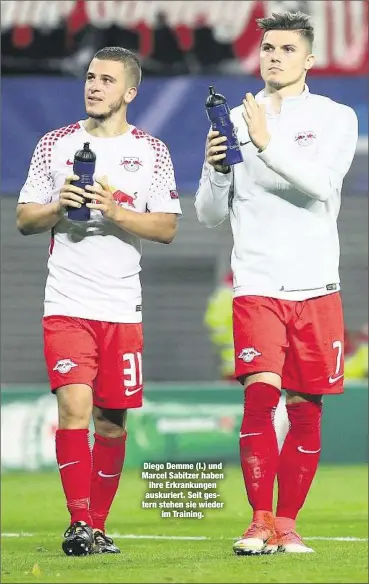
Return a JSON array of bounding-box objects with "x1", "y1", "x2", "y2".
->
[
  {"x1": 259, "y1": 30, "x2": 315, "y2": 90},
  {"x1": 84, "y1": 58, "x2": 137, "y2": 121}
]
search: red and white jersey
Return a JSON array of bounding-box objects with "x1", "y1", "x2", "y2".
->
[
  {"x1": 195, "y1": 86, "x2": 358, "y2": 301},
  {"x1": 19, "y1": 122, "x2": 182, "y2": 322}
]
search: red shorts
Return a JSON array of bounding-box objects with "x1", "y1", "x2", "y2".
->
[
  {"x1": 43, "y1": 316, "x2": 144, "y2": 409},
  {"x1": 233, "y1": 293, "x2": 345, "y2": 395}
]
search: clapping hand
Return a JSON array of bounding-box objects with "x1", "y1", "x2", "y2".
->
[{"x1": 242, "y1": 93, "x2": 270, "y2": 152}]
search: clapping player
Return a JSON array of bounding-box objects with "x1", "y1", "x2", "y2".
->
[{"x1": 195, "y1": 12, "x2": 358, "y2": 554}]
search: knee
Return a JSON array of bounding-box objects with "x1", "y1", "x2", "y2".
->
[
  {"x1": 285, "y1": 390, "x2": 322, "y2": 406},
  {"x1": 94, "y1": 418, "x2": 125, "y2": 439},
  {"x1": 245, "y1": 372, "x2": 282, "y2": 391},
  {"x1": 93, "y1": 407, "x2": 127, "y2": 438},
  {"x1": 244, "y1": 377, "x2": 281, "y2": 413},
  {"x1": 56, "y1": 384, "x2": 92, "y2": 429},
  {"x1": 284, "y1": 393, "x2": 323, "y2": 435},
  {"x1": 58, "y1": 408, "x2": 91, "y2": 429}
]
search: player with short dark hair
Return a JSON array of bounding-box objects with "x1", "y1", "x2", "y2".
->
[
  {"x1": 17, "y1": 46, "x2": 181, "y2": 556},
  {"x1": 195, "y1": 12, "x2": 358, "y2": 554},
  {"x1": 257, "y1": 10, "x2": 314, "y2": 48},
  {"x1": 92, "y1": 46, "x2": 142, "y2": 90}
]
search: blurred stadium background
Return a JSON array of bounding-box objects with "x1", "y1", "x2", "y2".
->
[{"x1": 1, "y1": 0, "x2": 368, "y2": 473}]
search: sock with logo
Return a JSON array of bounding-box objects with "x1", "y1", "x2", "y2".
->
[
  {"x1": 90, "y1": 432, "x2": 127, "y2": 532},
  {"x1": 55, "y1": 428, "x2": 92, "y2": 525},
  {"x1": 276, "y1": 400, "x2": 322, "y2": 520},
  {"x1": 239, "y1": 382, "x2": 280, "y2": 512}
]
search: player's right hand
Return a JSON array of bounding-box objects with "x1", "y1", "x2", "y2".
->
[
  {"x1": 206, "y1": 131, "x2": 229, "y2": 173},
  {"x1": 58, "y1": 175, "x2": 86, "y2": 211}
]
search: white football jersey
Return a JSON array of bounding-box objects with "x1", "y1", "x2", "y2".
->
[
  {"x1": 19, "y1": 122, "x2": 182, "y2": 322},
  {"x1": 195, "y1": 86, "x2": 358, "y2": 301}
]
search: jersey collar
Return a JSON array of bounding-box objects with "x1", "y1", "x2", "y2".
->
[{"x1": 256, "y1": 84, "x2": 310, "y2": 115}]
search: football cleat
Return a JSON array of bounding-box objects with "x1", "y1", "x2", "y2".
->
[
  {"x1": 93, "y1": 530, "x2": 121, "y2": 554},
  {"x1": 233, "y1": 511, "x2": 277, "y2": 555},
  {"x1": 264, "y1": 530, "x2": 315, "y2": 554},
  {"x1": 62, "y1": 521, "x2": 94, "y2": 556}
]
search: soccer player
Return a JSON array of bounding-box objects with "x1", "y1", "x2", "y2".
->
[
  {"x1": 17, "y1": 47, "x2": 181, "y2": 556},
  {"x1": 195, "y1": 12, "x2": 358, "y2": 554}
]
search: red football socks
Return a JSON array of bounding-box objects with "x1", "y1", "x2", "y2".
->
[
  {"x1": 90, "y1": 432, "x2": 127, "y2": 532},
  {"x1": 55, "y1": 428, "x2": 92, "y2": 525},
  {"x1": 276, "y1": 401, "x2": 322, "y2": 519},
  {"x1": 239, "y1": 382, "x2": 281, "y2": 512}
]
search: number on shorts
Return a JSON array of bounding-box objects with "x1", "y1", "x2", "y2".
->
[
  {"x1": 332, "y1": 340, "x2": 343, "y2": 375},
  {"x1": 122, "y1": 352, "x2": 143, "y2": 387}
]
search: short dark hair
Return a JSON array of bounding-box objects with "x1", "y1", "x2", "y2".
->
[
  {"x1": 93, "y1": 46, "x2": 142, "y2": 88},
  {"x1": 256, "y1": 11, "x2": 314, "y2": 49}
]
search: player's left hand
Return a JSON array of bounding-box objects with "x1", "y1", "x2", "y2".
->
[
  {"x1": 84, "y1": 176, "x2": 118, "y2": 221},
  {"x1": 242, "y1": 93, "x2": 271, "y2": 151}
]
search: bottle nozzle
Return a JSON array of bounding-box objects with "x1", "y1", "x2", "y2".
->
[
  {"x1": 209, "y1": 85, "x2": 215, "y2": 96},
  {"x1": 83, "y1": 142, "x2": 90, "y2": 150}
]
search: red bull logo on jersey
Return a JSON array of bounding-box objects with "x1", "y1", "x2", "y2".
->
[
  {"x1": 294, "y1": 131, "x2": 316, "y2": 147},
  {"x1": 112, "y1": 189, "x2": 138, "y2": 208},
  {"x1": 120, "y1": 157, "x2": 143, "y2": 172},
  {"x1": 238, "y1": 347, "x2": 262, "y2": 363}
]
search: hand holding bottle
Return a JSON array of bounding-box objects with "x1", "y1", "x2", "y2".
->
[
  {"x1": 58, "y1": 175, "x2": 86, "y2": 214},
  {"x1": 205, "y1": 85, "x2": 243, "y2": 168},
  {"x1": 67, "y1": 142, "x2": 96, "y2": 221},
  {"x1": 206, "y1": 130, "x2": 230, "y2": 173}
]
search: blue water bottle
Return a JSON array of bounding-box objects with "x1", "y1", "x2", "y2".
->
[
  {"x1": 67, "y1": 142, "x2": 96, "y2": 221},
  {"x1": 205, "y1": 85, "x2": 243, "y2": 166}
]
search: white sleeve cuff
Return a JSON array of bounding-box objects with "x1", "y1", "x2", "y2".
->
[
  {"x1": 207, "y1": 164, "x2": 233, "y2": 187},
  {"x1": 256, "y1": 135, "x2": 281, "y2": 167}
]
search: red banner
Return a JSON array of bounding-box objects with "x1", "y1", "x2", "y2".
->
[{"x1": 1, "y1": 0, "x2": 368, "y2": 74}]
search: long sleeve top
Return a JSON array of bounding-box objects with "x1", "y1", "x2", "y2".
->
[{"x1": 195, "y1": 86, "x2": 358, "y2": 301}]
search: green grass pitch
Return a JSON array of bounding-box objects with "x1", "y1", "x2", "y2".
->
[{"x1": 1, "y1": 465, "x2": 367, "y2": 583}]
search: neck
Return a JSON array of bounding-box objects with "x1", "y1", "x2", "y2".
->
[
  {"x1": 84, "y1": 111, "x2": 131, "y2": 138},
  {"x1": 264, "y1": 78, "x2": 306, "y2": 113}
]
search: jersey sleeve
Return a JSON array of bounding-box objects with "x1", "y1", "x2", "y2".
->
[
  {"x1": 257, "y1": 104, "x2": 358, "y2": 203},
  {"x1": 18, "y1": 135, "x2": 54, "y2": 204},
  {"x1": 194, "y1": 128, "x2": 232, "y2": 228},
  {"x1": 146, "y1": 141, "x2": 182, "y2": 214}
]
